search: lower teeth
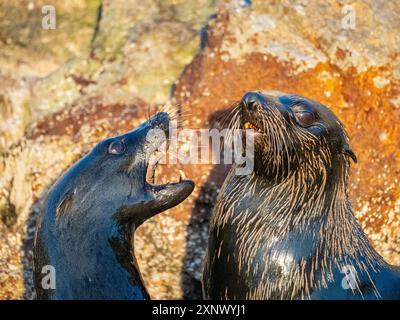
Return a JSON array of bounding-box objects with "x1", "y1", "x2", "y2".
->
[
  {"x1": 178, "y1": 170, "x2": 186, "y2": 182},
  {"x1": 147, "y1": 142, "x2": 188, "y2": 185}
]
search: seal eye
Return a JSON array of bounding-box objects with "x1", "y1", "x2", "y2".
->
[
  {"x1": 108, "y1": 140, "x2": 126, "y2": 155},
  {"x1": 295, "y1": 111, "x2": 315, "y2": 127}
]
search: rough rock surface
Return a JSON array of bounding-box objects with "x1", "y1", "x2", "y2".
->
[
  {"x1": 0, "y1": 0, "x2": 100, "y2": 150},
  {"x1": 0, "y1": 0, "x2": 399, "y2": 300}
]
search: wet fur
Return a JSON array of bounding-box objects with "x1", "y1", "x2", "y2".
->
[
  {"x1": 203, "y1": 91, "x2": 400, "y2": 300},
  {"x1": 33, "y1": 112, "x2": 194, "y2": 299}
]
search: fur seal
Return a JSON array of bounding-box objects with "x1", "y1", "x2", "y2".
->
[
  {"x1": 33, "y1": 112, "x2": 194, "y2": 299},
  {"x1": 203, "y1": 91, "x2": 400, "y2": 300}
]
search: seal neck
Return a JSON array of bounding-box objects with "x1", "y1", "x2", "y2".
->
[
  {"x1": 221, "y1": 161, "x2": 384, "y2": 268},
  {"x1": 107, "y1": 223, "x2": 150, "y2": 299}
]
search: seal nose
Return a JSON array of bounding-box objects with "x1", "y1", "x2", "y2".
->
[
  {"x1": 150, "y1": 112, "x2": 170, "y2": 132},
  {"x1": 242, "y1": 91, "x2": 265, "y2": 111}
]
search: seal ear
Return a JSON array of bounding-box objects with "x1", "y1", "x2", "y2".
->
[
  {"x1": 342, "y1": 144, "x2": 357, "y2": 163},
  {"x1": 56, "y1": 189, "x2": 76, "y2": 218}
]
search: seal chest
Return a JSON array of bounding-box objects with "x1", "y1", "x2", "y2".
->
[
  {"x1": 203, "y1": 91, "x2": 400, "y2": 300},
  {"x1": 33, "y1": 112, "x2": 194, "y2": 300}
]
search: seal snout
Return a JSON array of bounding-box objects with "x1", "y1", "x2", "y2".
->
[
  {"x1": 240, "y1": 92, "x2": 267, "y2": 134},
  {"x1": 142, "y1": 112, "x2": 194, "y2": 214},
  {"x1": 149, "y1": 111, "x2": 170, "y2": 133},
  {"x1": 241, "y1": 91, "x2": 266, "y2": 111}
]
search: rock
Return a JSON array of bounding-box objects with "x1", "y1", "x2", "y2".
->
[
  {"x1": 0, "y1": 0, "x2": 99, "y2": 153},
  {"x1": 0, "y1": 0, "x2": 100, "y2": 78},
  {"x1": 30, "y1": 0, "x2": 214, "y2": 119},
  {"x1": 0, "y1": 82, "x2": 31, "y2": 153}
]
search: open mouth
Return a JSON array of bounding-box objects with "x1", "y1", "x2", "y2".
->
[
  {"x1": 146, "y1": 138, "x2": 186, "y2": 185},
  {"x1": 146, "y1": 138, "x2": 165, "y2": 185},
  {"x1": 143, "y1": 113, "x2": 194, "y2": 206},
  {"x1": 114, "y1": 112, "x2": 194, "y2": 225},
  {"x1": 243, "y1": 121, "x2": 263, "y2": 134}
]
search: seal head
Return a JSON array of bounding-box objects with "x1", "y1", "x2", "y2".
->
[
  {"x1": 240, "y1": 90, "x2": 357, "y2": 180},
  {"x1": 203, "y1": 91, "x2": 400, "y2": 300},
  {"x1": 34, "y1": 112, "x2": 194, "y2": 299}
]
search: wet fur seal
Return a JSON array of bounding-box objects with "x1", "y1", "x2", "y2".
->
[
  {"x1": 203, "y1": 91, "x2": 400, "y2": 300},
  {"x1": 33, "y1": 112, "x2": 194, "y2": 299}
]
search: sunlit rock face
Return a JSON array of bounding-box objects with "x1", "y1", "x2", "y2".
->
[{"x1": 0, "y1": 0, "x2": 399, "y2": 299}]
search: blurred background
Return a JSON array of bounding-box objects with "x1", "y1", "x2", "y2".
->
[{"x1": 0, "y1": 0, "x2": 399, "y2": 299}]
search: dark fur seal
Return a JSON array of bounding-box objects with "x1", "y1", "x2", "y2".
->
[
  {"x1": 203, "y1": 91, "x2": 400, "y2": 300},
  {"x1": 33, "y1": 112, "x2": 194, "y2": 299}
]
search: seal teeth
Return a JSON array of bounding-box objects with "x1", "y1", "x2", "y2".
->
[
  {"x1": 179, "y1": 170, "x2": 186, "y2": 182},
  {"x1": 244, "y1": 121, "x2": 262, "y2": 133},
  {"x1": 146, "y1": 139, "x2": 169, "y2": 185}
]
